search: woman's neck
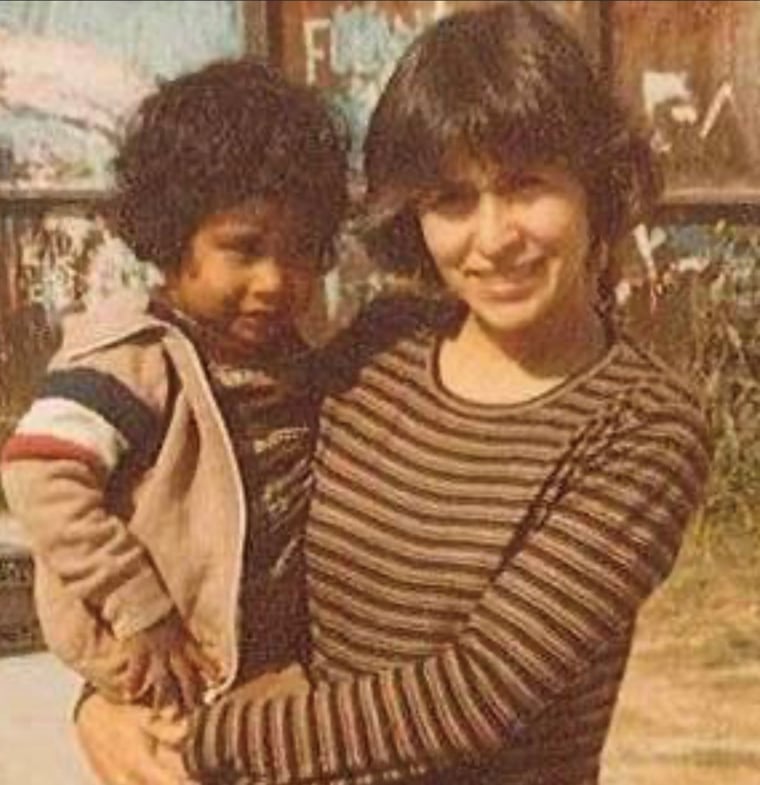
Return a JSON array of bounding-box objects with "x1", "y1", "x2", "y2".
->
[{"x1": 438, "y1": 305, "x2": 610, "y2": 405}]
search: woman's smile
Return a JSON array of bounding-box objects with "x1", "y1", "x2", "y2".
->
[{"x1": 465, "y1": 255, "x2": 549, "y2": 297}]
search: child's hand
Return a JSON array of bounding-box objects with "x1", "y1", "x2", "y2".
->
[
  {"x1": 125, "y1": 610, "x2": 219, "y2": 712},
  {"x1": 142, "y1": 705, "x2": 193, "y2": 747}
]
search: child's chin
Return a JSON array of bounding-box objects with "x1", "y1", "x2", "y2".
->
[{"x1": 231, "y1": 319, "x2": 287, "y2": 349}]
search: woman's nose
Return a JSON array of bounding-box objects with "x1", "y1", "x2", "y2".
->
[{"x1": 473, "y1": 193, "x2": 522, "y2": 259}]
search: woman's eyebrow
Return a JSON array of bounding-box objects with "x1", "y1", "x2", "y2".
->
[{"x1": 431, "y1": 177, "x2": 476, "y2": 192}]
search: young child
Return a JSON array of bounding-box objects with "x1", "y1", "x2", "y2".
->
[{"x1": 1, "y1": 57, "x2": 347, "y2": 723}]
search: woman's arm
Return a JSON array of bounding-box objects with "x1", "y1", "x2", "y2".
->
[
  {"x1": 185, "y1": 403, "x2": 711, "y2": 783},
  {"x1": 313, "y1": 292, "x2": 454, "y2": 394}
]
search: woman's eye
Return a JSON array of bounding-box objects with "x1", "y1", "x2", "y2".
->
[
  {"x1": 424, "y1": 187, "x2": 476, "y2": 215},
  {"x1": 509, "y1": 173, "x2": 546, "y2": 192}
]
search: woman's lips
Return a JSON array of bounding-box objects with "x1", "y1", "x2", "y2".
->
[{"x1": 468, "y1": 256, "x2": 547, "y2": 299}]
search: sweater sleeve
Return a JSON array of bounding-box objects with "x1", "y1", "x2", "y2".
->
[
  {"x1": 1, "y1": 348, "x2": 175, "y2": 639},
  {"x1": 313, "y1": 294, "x2": 455, "y2": 395},
  {"x1": 185, "y1": 402, "x2": 711, "y2": 783}
]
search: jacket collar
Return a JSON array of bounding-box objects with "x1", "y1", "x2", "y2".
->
[{"x1": 60, "y1": 289, "x2": 168, "y2": 362}]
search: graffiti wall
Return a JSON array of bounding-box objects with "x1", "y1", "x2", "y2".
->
[
  {"x1": 0, "y1": 1, "x2": 246, "y2": 430},
  {"x1": 271, "y1": 1, "x2": 598, "y2": 165},
  {"x1": 0, "y1": 0, "x2": 244, "y2": 190},
  {"x1": 612, "y1": 0, "x2": 760, "y2": 201}
]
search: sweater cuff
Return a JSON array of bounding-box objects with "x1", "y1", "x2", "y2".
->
[
  {"x1": 183, "y1": 700, "x2": 236, "y2": 780},
  {"x1": 101, "y1": 567, "x2": 175, "y2": 639}
]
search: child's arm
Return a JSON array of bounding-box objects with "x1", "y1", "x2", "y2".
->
[
  {"x1": 0, "y1": 350, "x2": 209, "y2": 704},
  {"x1": 1, "y1": 406, "x2": 173, "y2": 639},
  {"x1": 314, "y1": 292, "x2": 453, "y2": 394}
]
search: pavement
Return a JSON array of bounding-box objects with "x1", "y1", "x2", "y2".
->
[
  {"x1": 0, "y1": 651, "x2": 96, "y2": 785},
  {"x1": 0, "y1": 512, "x2": 96, "y2": 785}
]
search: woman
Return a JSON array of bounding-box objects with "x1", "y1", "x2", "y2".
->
[{"x1": 81, "y1": 3, "x2": 711, "y2": 784}]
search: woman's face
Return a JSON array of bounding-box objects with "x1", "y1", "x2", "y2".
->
[{"x1": 416, "y1": 156, "x2": 595, "y2": 344}]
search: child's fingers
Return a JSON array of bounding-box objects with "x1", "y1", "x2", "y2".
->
[
  {"x1": 141, "y1": 709, "x2": 193, "y2": 748},
  {"x1": 151, "y1": 667, "x2": 180, "y2": 713},
  {"x1": 125, "y1": 650, "x2": 151, "y2": 698},
  {"x1": 183, "y1": 640, "x2": 221, "y2": 682},
  {"x1": 169, "y1": 652, "x2": 205, "y2": 712}
]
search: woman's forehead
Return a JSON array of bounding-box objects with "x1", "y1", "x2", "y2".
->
[{"x1": 435, "y1": 148, "x2": 559, "y2": 183}]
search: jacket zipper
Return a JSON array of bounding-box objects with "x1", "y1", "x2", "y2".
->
[{"x1": 165, "y1": 329, "x2": 248, "y2": 702}]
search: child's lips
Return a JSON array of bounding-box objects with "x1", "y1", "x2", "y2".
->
[
  {"x1": 237, "y1": 310, "x2": 278, "y2": 324},
  {"x1": 232, "y1": 310, "x2": 286, "y2": 341}
]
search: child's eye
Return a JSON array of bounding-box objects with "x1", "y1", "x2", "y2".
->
[{"x1": 221, "y1": 237, "x2": 265, "y2": 261}]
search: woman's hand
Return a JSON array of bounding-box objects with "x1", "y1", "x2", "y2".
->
[
  {"x1": 231, "y1": 663, "x2": 310, "y2": 704},
  {"x1": 76, "y1": 692, "x2": 198, "y2": 785},
  {"x1": 143, "y1": 662, "x2": 310, "y2": 753}
]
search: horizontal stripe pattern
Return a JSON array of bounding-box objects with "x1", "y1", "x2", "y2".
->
[
  {"x1": 40, "y1": 368, "x2": 161, "y2": 455},
  {"x1": 1, "y1": 432, "x2": 108, "y2": 477},
  {"x1": 1, "y1": 365, "x2": 162, "y2": 473},
  {"x1": 187, "y1": 330, "x2": 711, "y2": 785}
]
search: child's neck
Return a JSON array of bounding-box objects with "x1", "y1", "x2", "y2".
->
[{"x1": 437, "y1": 305, "x2": 609, "y2": 405}]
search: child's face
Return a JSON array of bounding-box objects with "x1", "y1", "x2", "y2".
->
[
  {"x1": 167, "y1": 201, "x2": 321, "y2": 350},
  {"x1": 416, "y1": 155, "x2": 593, "y2": 343}
]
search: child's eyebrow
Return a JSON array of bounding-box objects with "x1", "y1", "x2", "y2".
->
[
  {"x1": 219, "y1": 219, "x2": 264, "y2": 234},
  {"x1": 215, "y1": 225, "x2": 264, "y2": 242},
  {"x1": 214, "y1": 230, "x2": 267, "y2": 253}
]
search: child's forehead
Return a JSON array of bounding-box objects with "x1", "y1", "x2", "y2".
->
[{"x1": 205, "y1": 198, "x2": 303, "y2": 231}]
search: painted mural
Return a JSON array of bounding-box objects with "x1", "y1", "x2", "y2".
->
[
  {"x1": 0, "y1": 1, "x2": 246, "y2": 426},
  {"x1": 0, "y1": 0, "x2": 243, "y2": 189},
  {"x1": 612, "y1": 0, "x2": 760, "y2": 200},
  {"x1": 276, "y1": 0, "x2": 593, "y2": 165}
]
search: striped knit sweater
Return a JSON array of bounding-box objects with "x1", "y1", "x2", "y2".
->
[{"x1": 186, "y1": 323, "x2": 711, "y2": 785}]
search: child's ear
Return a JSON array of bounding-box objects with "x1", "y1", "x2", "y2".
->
[{"x1": 163, "y1": 257, "x2": 187, "y2": 290}]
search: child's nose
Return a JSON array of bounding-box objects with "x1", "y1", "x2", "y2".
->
[{"x1": 246, "y1": 257, "x2": 287, "y2": 300}]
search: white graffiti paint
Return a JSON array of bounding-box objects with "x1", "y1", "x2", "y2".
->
[
  {"x1": 642, "y1": 70, "x2": 696, "y2": 121},
  {"x1": 303, "y1": 1, "x2": 449, "y2": 159},
  {"x1": 303, "y1": 18, "x2": 331, "y2": 84}
]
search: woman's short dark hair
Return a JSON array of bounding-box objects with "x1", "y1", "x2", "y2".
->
[
  {"x1": 362, "y1": 1, "x2": 661, "y2": 285},
  {"x1": 109, "y1": 57, "x2": 348, "y2": 271}
]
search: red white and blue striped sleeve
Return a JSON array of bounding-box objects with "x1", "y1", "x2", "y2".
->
[
  {"x1": 1, "y1": 364, "x2": 173, "y2": 639},
  {"x1": 3, "y1": 367, "x2": 163, "y2": 474}
]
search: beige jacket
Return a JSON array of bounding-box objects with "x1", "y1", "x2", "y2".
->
[{"x1": 2, "y1": 291, "x2": 248, "y2": 700}]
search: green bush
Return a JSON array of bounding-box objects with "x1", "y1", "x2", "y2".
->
[{"x1": 621, "y1": 222, "x2": 760, "y2": 537}]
